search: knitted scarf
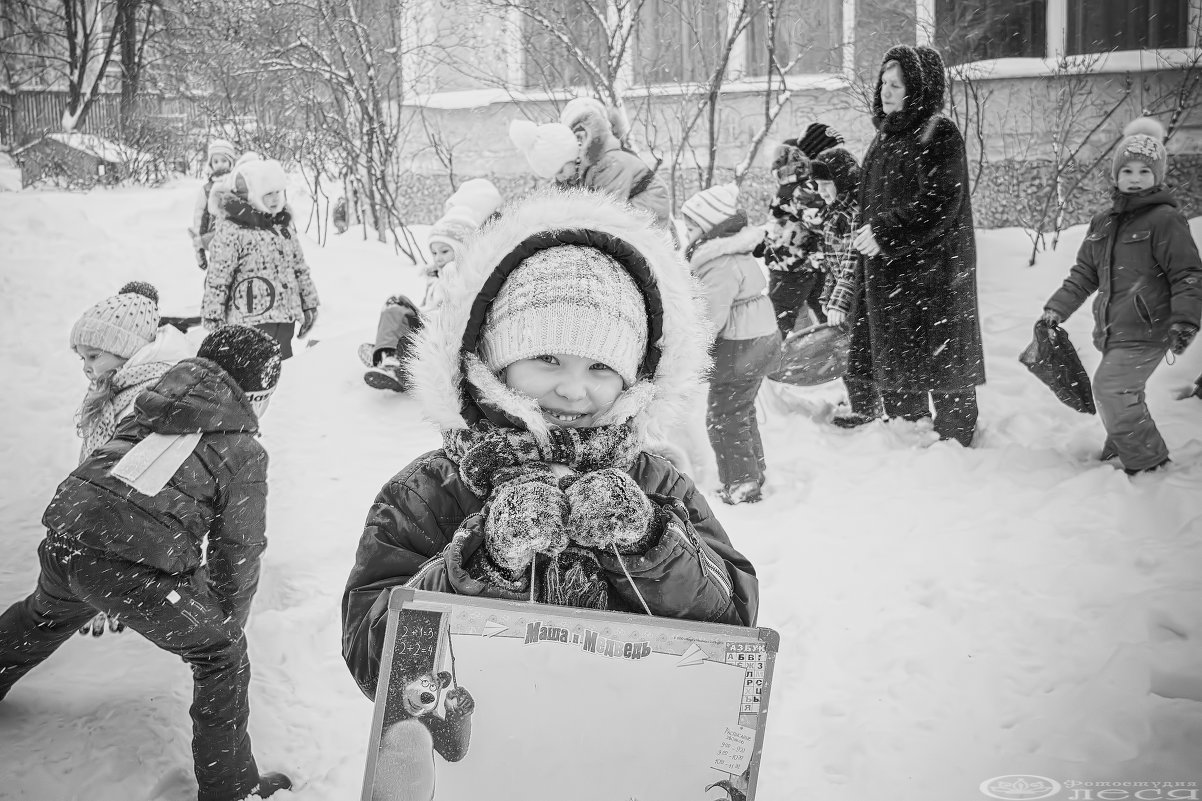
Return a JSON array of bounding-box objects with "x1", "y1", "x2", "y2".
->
[
  {"x1": 76, "y1": 360, "x2": 172, "y2": 461},
  {"x1": 443, "y1": 420, "x2": 643, "y2": 609},
  {"x1": 223, "y1": 196, "x2": 293, "y2": 238}
]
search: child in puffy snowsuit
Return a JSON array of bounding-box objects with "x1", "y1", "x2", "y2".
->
[
  {"x1": 1042, "y1": 117, "x2": 1202, "y2": 474},
  {"x1": 755, "y1": 123, "x2": 844, "y2": 336},
  {"x1": 70, "y1": 280, "x2": 194, "y2": 636},
  {"x1": 203, "y1": 158, "x2": 320, "y2": 359},
  {"x1": 0, "y1": 325, "x2": 292, "y2": 801},
  {"x1": 509, "y1": 99, "x2": 672, "y2": 233},
  {"x1": 341, "y1": 188, "x2": 760, "y2": 698},
  {"x1": 190, "y1": 138, "x2": 237, "y2": 270}
]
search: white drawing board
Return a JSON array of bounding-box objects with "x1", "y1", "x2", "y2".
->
[{"x1": 362, "y1": 588, "x2": 778, "y2": 801}]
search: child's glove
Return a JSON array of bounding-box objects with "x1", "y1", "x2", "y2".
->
[
  {"x1": 78, "y1": 612, "x2": 124, "y2": 637},
  {"x1": 1169, "y1": 322, "x2": 1198, "y2": 355},
  {"x1": 483, "y1": 477, "x2": 570, "y2": 575},
  {"x1": 202, "y1": 318, "x2": 223, "y2": 332},
  {"x1": 443, "y1": 686, "x2": 475, "y2": 719},
  {"x1": 565, "y1": 468, "x2": 654, "y2": 551},
  {"x1": 299, "y1": 307, "x2": 319, "y2": 338},
  {"x1": 1040, "y1": 309, "x2": 1062, "y2": 327}
]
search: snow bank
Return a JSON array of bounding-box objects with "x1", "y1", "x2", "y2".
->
[{"x1": 0, "y1": 184, "x2": 1200, "y2": 801}]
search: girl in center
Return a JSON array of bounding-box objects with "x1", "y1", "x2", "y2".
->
[{"x1": 341, "y1": 188, "x2": 759, "y2": 697}]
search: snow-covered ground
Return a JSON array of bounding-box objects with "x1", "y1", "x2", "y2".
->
[{"x1": 1, "y1": 181, "x2": 1201, "y2": 801}]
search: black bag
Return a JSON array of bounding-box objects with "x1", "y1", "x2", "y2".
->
[{"x1": 1019, "y1": 321, "x2": 1096, "y2": 414}]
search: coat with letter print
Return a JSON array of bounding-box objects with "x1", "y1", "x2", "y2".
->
[{"x1": 202, "y1": 195, "x2": 320, "y2": 326}]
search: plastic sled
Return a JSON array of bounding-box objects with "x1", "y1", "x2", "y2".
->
[{"x1": 767, "y1": 323, "x2": 850, "y2": 386}]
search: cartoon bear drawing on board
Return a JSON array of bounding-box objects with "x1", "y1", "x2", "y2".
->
[{"x1": 372, "y1": 668, "x2": 474, "y2": 801}]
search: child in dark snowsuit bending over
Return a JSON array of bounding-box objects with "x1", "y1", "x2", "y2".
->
[
  {"x1": 341, "y1": 188, "x2": 759, "y2": 699},
  {"x1": 0, "y1": 325, "x2": 292, "y2": 801},
  {"x1": 1042, "y1": 117, "x2": 1202, "y2": 474}
]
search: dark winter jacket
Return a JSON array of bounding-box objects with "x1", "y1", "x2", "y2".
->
[
  {"x1": 854, "y1": 44, "x2": 985, "y2": 392},
  {"x1": 687, "y1": 214, "x2": 780, "y2": 341},
  {"x1": 203, "y1": 195, "x2": 320, "y2": 326},
  {"x1": 343, "y1": 449, "x2": 755, "y2": 696},
  {"x1": 42, "y1": 358, "x2": 268, "y2": 627},
  {"x1": 341, "y1": 189, "x2": 757, "y2": 698},
  {"x1": 1045, "y1": 187, "x2": 1202, "y2": 351}
]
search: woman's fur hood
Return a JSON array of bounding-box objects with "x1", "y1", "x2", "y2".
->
[
  {"x1": 872, "y1": 44, "x2": 947, "y2": 133},
  {"x1": 408, "y1": 187, "x2": 710, "y2": 445}
]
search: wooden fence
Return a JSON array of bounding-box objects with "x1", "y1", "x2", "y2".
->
[{"x1": 0, "y1": 90, "x2": 203, "y2": 151}]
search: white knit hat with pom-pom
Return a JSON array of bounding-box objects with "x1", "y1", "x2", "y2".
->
[
  {"x1": 70, "y1": 281, "x2": 160, "y2": 359},
  {"x1": 508, "y1": 119, "x2": 580, "y2": 181},
  {"x1": 1112, "y1": 117, "x2": 1168, "y2": 186}
]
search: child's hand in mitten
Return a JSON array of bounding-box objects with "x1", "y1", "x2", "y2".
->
[
  {"x1": 1169, "y1": 322, "x2": 1198, "y2": 355},
  {"x1": 484, "y1": 478, "x2": 569, "y2": 575},
  {"x1": 565, "y1": 468, "x2": 654, "y2": 551}
]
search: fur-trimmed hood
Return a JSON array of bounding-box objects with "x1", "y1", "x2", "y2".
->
[
  {"x1": 408, "y1": 188, "x2": 710, "y2": 445},
  {"x1": 563, "y1": 101, "x2": 620, "y2": 170}
]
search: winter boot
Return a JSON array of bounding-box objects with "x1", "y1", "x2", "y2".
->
[
  {"x1": 364, "y1": 354, "x2": 406, "y2": 392},
  {"x1": 1124, "y1": 457, "x2": 1171, "y2": 477},
  {"x1": 251, "y1": 772, "x2": 293, "y2": 799},
  {"x1": 831, "y1": 407, "x2": 876, "y2": 429},
  {"x1": 357, "y1": 342, "x2": 377, "y2": 368},
  {"x1": 719, "y1": 480, "x2": 762, "y2": 505}
]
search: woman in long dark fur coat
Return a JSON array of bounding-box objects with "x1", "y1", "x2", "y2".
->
[{"x1": 849, "y1": 44, "x2": 986, "y2": 446}]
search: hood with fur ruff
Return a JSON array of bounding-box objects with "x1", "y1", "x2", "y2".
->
[{"x1": 407, "y1": 188, "x2": 710, "y2": 445}]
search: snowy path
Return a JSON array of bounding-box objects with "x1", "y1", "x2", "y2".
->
[{"x1": 1, "y1": 183, "x2": 1200, "y2": 800}]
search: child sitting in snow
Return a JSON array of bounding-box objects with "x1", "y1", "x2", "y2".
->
[
  {"x1": 203, "y1": 158, "x2": 321, "y2": 360},
  {"x1": 360, "y1": 181, "x2": 503, "y2": 392},
  {"x1": 189, "y1": 138, "x2": 237, "y2": 270},
  {"x1": 1041, "y1": 117, "x2": 1202, "y2": 475},
  {"x1": 0, "y1": 325, "x2": 292, "y2": 801},
  {"x1": 341, "y1": 188, "x2": 759, "y2": 697},
  {"x1": 755, "y1": 123, "x2": 844, "y2": 337},
  {"x1": 70, "y1": 280, "x2": 195, "y2": 636}
]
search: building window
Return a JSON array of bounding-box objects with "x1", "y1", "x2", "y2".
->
[
  {"x1": 1066, "y1": 0, "x2": 1189, "y2": 54},
  {"x1": 633, "y1": 0, "x2": 729, "y2": 84},
  {"x1": 744, "y1": 0, "x2": 843, "y2": 76},
  {"x1": 853, "y1": 0, "x2": 919, "y2": 77},
  {"x1": 934, "y1": 0, "x2": 1046, "y2": 64},
  {"x1": 520, "y1": 0, "x2": 608, "y2": 90}
]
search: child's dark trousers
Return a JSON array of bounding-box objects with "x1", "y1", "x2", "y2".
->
[{"x1": 0, "y1": 536, "x2": 261, "y2": 801}]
